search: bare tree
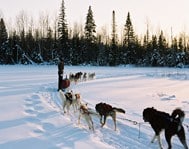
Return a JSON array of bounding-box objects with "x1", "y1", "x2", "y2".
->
[
  {"x1": 98, "y1": 25, "x2": 109, "y2": 44},
  {"x1": 16, "y1": 10, "x2": 28, "y2": 36},
  {"x1": 72, "y1": 22, "x2": 84, "y2": 38},
  {"x1": 145, "y1": 17, "x2": 150, "y2": 44},
  {"x1": 38, "y1": 11, "x2": 50, "y2": 38}
]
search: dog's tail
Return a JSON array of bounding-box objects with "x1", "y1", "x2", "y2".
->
[
  {"x1": 113, "y1": 107, "x2": 125, "y2": 114},
  {"x1": 171, "y1": 108, "x2": 185, "y2": 123}
]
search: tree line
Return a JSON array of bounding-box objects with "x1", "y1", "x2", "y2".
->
[{"x1": 0, "y1": 0, "x2": 189, "y2": 67}]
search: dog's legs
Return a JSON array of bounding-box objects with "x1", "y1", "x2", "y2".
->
[
  {"x1": 91, "y1": 119, "x2": 94, "y2": 131},
  {"x1": 72, "y1": 102, "x2": 76, "y2": 112},
  {"x1": 165, "y1": 129, "x2": 174, "y2": 149},
  {"x1": 66, "y1": 103, "x2": 70, "y2": 114},
  {"x1": 83, "y1": 114, "x2": 93, "y2": 131},
  {"x1": 75, "y1": 101, "x2": 79, "y2": 112},
  {"x1": 176, "y1": 127, "x2": 188, "y2": 149},
  {"x1": 88, "y1": 116, "x2": 94, "y2": 131},
  {"x1": 63, "y1": 102, "x2": 66, "y2": 113},
  {"x1": 73, "y1": 99, "x2": 79, "y2": 112},
  {"x1": 157, "y1": 135, "x2": 163, "y2": 149},
  {"x1": 85, "y1": 116, "x2": 91, "y2": 129},
  {"x1": 112, "y1": 114, "x2": 117, "y2": 131},
  {"x1": 101, "y1": 116, "x2": 106, "y2": 127},
  {"x1": 78, "y1": 113, "x2": 81, "y2": 125},
  {"x1": 100, "y1": 115, "x2": 103, "y2": 124}
]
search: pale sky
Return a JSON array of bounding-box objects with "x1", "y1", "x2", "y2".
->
[{"x1": 0, "y1": 0, "x2": 189, "y2": 36}]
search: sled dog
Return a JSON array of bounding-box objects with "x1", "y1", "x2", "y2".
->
[
  {"x1": 143, "y1": 107, "x2": 188, "y2": 149},
  {"x1": 78, "y1": 103, "x2": 95, "y2": 131},
  {"x1": 95, "y1": 102, "x2": 125, "y2": 130},
  {"x1": 59, "y1": 90, "x2": 81, "y2": 113}
]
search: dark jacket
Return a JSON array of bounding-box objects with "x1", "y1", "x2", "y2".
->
[{"x1": 58, "y1": 61, "x2": 64, "y2": 74}]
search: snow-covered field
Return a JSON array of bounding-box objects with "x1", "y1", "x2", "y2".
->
[{"x1": 0, "y1": 65, "x2": 189, "y2": 149}]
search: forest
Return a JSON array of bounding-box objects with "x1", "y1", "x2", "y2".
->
[{"x1": 0, "y1": 0, "x2": 189, "y2": 67}]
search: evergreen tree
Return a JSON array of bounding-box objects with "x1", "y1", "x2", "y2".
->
[
  {"x1": 9, "y1": 30, "x2": 20, "y2": 64},
  {"x1": 158, "y1": 31, "x2": 167, "y2": 53},
  {"x1": 156, "y1": 31, "x2": 167, "y2": 66},
  {"x1": 25, "y1": 28, "x2": 35, "y2": 57},
  {"x1": 176, "y1": 37, "x2": 186, "y2": 66},
  {"x1": 166, "y1": 37, "x2": 178, "y2": 66},
  {"x1": 150, "y1": 35, "x2": 161, "y2": 66},
  {"x1": 123, "y1": 12, "x2": 135, "y2": 47},
  {"x1": 84, "y1": 6, "x2": 96, "y2": 42},
  {"x1": 109, "y1": 10, "x2": 118, "y2": 66},
  {"x1": 0, "y1": 18, "x2": 8, "y2": 45},
  {"x1": 123, "y1": 12, "x2": 136, "y2": 64},
  {"x1": 43, "y1": 27, "x2": 54, "y2": 62},
  {"x1": 0, "y1": 18, "x2": 9, "y2": 64},
  {"x1": 111, "y1": 11, "x2": 118, "y2": 45},
  {"x1": 178, "y1": 37, "x2": 184, "y2": 52},
  {"x1": 84, "y1": 6, "x2": 97, "y2": 63},
  {"x1": 58, "y1": 0, "x2": 69, "y2": 62}
]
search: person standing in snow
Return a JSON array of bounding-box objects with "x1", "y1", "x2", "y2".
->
[{"x1": 58, "y1": 58, "x2": 64, "y2": 91}]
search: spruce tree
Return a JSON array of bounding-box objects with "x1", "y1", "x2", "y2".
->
[
  {"x1": 109, "y1": 10, "x2": 118, "y2": 66},
  {"x1": 123, "y1": 12, "x2": 135, "y2": 48},
  {"x1": 0, "y1": 18, "x2": 8, "y2": 64},
  {"x1": 9, "y1": 30, "x2": 19, "y2": 64},
  {"x1": 58, "y1": 0, "x2": 69, "y2": 62},
  {"x1": 123, "y1": 12, "x2": 136, "y2": 64},
  {"x1": 156, "y1": 31, "x2": 167, "y2": 66},
  {"x1": 84, "y1": 6, "x2": 96, "y2": 43},
  {"x1": 158, "y1": 31, "x2": 167, "y2": 53},
  {"x1": 150, "y1": 35, "x2": 161, "y2": 66},
  {"x1": 0, "y1": 18, "x2": 8, "y2": 45},
  {"x1": 84, "y1": 6, "x2": 97, "y2": 63}
]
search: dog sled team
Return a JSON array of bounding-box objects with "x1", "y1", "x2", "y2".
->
[
  {"x1": 68, "y1": 72, "x2": 95, "y2": 83},
  {"x1": 59, "y1": 90, "x2": 125, "y2": 131},
  {"x1": 59, "y1": 89, "x2": 188, "y2": 149}
]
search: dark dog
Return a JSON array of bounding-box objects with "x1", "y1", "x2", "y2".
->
[
  {"x1": 95, "y1": 102, "x2": 125, "y2": 130},
  {"x1": 143, "y1": 107, "x2": 188, "y2": 149}
]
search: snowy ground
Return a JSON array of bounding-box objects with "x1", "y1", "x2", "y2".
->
[{"x1": 0, "y1": 65, "x2": 189, "y2": 149}]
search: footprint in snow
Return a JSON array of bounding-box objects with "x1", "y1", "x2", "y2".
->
[
  {"x1": 33, "y1": 105, "x2": 44, "y2": 111},
  {"x1": 31, "y1": 94, "x2": 40, "y2": 100}
]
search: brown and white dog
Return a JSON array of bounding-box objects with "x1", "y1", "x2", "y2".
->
[
  {"x1": 59, "y1": 90, "x2": 81, "y2": 114},
  {"x1": 143, "y1": 107, "x2": 188, "y2": 149},
  {"x1": 95, "y1": 102, "x2": 125, "y2": 130},
  {"x1": 71, "y1": 92, "x2": 81, "y2": 112},
  {"x1": 78, "y1": 103, "x2": 95, "y2": 131}
]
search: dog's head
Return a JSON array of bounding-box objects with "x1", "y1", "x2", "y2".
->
[
  {"x1": 65, "y1": 92, "x2": 72, "y2": 99},
  {"x1": 171, "y1": 108, "x2": 185, "y2": 123},
  {"x1": 75, "y1": 93, "x2": 80, "y2": 99},
  {"x1": 143, "y1": 107, "x2": 156, "y2": 122},
  {"x1": 95, "y1": 102, "x2": 102, "y2": 113},
  {"x1": 79, "y1": 103, "x2": 88, "y2": 113}
]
